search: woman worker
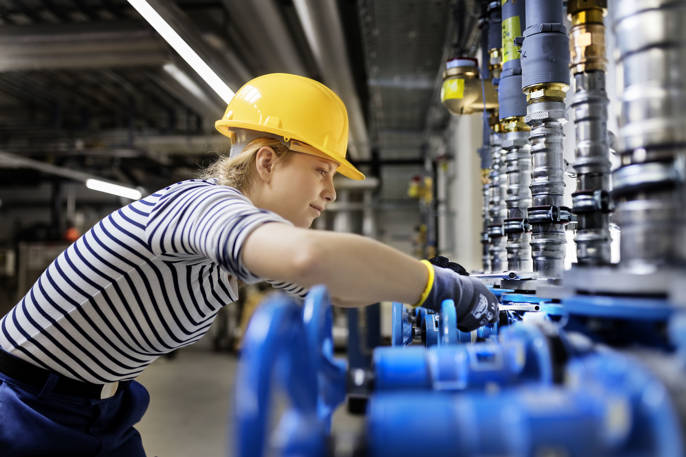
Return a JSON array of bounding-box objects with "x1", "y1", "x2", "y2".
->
[{"x1": 0, "y1": 73, "x2": 498, "y2": 456}]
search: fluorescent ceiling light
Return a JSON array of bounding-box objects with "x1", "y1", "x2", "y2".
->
[
  {"x1": 127, "y1": 0, "x2": 235, "y2": 103},
  {"x1": 86, "y1": 179, "x2": 142, "y2": 201},
  {"x1": 163, "y1": 63, "x2": 209, "y2": 102}
]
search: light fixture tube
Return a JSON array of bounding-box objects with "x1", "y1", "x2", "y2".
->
[
  {"x1": 86, "y1": 179, "x2": 143, "y2": 201},
  {"x1": 127, "y1": 0, "x2": 235, "y2": 103}
]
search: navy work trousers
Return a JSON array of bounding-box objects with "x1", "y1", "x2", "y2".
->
[{"x1": 0, "y1": 370, "x2": 150, "y2": 456}]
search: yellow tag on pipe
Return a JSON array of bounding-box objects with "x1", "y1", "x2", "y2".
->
[
  {"x1": 502, "y1": 15, "x2": 522, "y2": 63},
  {"x1": 440, "y1": 78, "x2": 465, "y2": 101}
]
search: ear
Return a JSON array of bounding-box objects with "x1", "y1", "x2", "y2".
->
[{"x1": 254, "y1": 146, "x2": 277, "y2": 183}]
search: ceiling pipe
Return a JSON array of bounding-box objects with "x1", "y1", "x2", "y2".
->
[
  {"x1": 292, "y1": 0, "x2": 370, "y2": 160},
  {"x1": 0, "y1": 151, "x2": 145, "y2": 199},
  {"x1": 0, "y1": 22, "x2": 170, "y2": 71},
  {"x1": 221, "y1": 0, "x2": 309, "y2": 76}
]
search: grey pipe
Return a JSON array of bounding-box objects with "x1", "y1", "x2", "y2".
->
[{"x1": 610, "y1": 0, "x2": 686, "y2": 270}]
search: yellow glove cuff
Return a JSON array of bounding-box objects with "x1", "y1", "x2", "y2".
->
[{"x1": 413, "y1": 260, "x2": 435, "y2": 307}]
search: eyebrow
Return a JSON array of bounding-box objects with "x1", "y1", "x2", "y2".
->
[{"x1": 314, "y1": 158, "x2": 336, "y2": 173}]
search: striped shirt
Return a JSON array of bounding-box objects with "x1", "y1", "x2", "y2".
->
[{"x1": 0, "y1": 179, "x2": 308, "y2": 383}]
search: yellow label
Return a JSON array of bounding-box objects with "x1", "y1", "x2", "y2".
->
[
  {"x1": 440, "y1": 78, "x2": 465, "y2": 101},
  {"x1": 502, "y1": 15, "x2": 522, "y2": 63}
]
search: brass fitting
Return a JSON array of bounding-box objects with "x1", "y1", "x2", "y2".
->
[
  {"x1": 524, "y1": 83, "x2": 569, "y2": 104},
  {"x1": 488, "y1": 48, "x2": 502, "y2": 77},
  {"x1": 567, "y1": 0, "x2": 606, "y2": 16},
  {"x1": 481, "y1": 168, "x2": 491, "y2": 185},
  {"x1": 488, "y1": 110, "x2": 500, "y2": 129},
  {"x1": 441, "y1": 59, "x2": 499, "y2": 115},
  {"x1": 568, "y1": 0, "x2": 607, "y2": 74},
  {"x1": 501, "y1": 116, "x2": 530, "y2": 132}
]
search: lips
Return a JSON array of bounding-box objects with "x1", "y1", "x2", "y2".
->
[{"x1": 309, "y1": 204, "x2": 323, "y2": 215}]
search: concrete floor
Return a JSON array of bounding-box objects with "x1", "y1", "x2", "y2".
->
[{"x1": 135, "y1": 336, "x2": 364, "y2": 457}]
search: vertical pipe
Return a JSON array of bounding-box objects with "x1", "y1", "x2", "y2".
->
[
  {"x1": 568, "y1": 0, "x2": 612, "y2": 266},
  {"x1": 480, "y1": 6, "x2": 499, "y2": 272},
  {"x1": 487, "y1": 1, "x2": 502, "y2": 83},
  {"x1": 503, "y1": 121, "x2": 532, "y2": 272},
  {"x1": 610, "y1": 0, "x2": 686, "y2": 270},
  {"x1": 498, "y1": 0, "x2": 532, "y2": 273},
  {"x1": 487, "y1": 127, "x2": 506, "y2": 272},
  {"x1": 521, "y1": 0, "x2": 571, "y2": 280}
]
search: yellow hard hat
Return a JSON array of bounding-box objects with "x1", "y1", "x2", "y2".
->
[{"x1": 215, "y1": 73, "x2": 365, "y2": 180}]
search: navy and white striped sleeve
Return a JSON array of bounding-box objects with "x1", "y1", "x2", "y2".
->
[
  {"x1": 266, "y1": 280, "x2": 309, "y2": 302},
  {"x1": 144, "y1": 180, "x2": 290, "y2": 283}
]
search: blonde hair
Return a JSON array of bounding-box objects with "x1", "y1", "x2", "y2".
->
[{"x1": 202, "y1": 137, "x2": 291, "y2": 191}]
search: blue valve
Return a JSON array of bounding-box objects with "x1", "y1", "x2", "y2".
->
[
  {"x1": 302, "y1": 285, "x2": 348, "y2": 430},
  {"x1": 373, "y1": 322, "x2": 556, "y2": 391},
  {"x1": 233, "y1": 293, "x2": 325, "y2": 457},
  {"x1": 391, "y1": 302, "x2": 413, "y2": 346}
]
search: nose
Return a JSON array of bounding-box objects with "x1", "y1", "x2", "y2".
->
[{"x1": 323, "y1": 175, "x2": 336, "y2": 203}]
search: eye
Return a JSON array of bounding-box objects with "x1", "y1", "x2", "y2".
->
[{"x1": 317, "y1": 168, "x2": 328, "y2": 177}]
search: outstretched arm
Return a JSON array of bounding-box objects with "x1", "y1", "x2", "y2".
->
[{"x1": 241, "y1": 222, "x2": 428, "y2": 306}]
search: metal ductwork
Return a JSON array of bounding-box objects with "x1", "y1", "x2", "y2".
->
[
  {"x1": 220, "y1": 0, "x2": 308, "y2": 77},
  {"x1": 293, "y1": 0, "x2": 370, "y2": 160}
]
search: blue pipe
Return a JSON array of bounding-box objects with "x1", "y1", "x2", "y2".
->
[
  {"x1": 373, "y1": 322, "x2": 554, "y2": 391},
  {"x1": 367, "y1": 352, "x2": 685, "y2": 457}
]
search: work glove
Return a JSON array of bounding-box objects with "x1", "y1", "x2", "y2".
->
[
  {"x1": 428, "y1": 255, "x2": 469, "y2": 276},
  {"x1": 415, "y1": 260, "x2": 498, "y2": 332}
]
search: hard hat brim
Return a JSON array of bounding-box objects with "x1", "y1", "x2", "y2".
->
[{"x1": 215, "y1": 120, "x2": 365, "y2": 180}]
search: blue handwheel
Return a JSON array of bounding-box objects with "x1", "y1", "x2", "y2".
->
[
  {"x1": 302, "y1": 285, "x2": 348, "y2": 430},
  {"x1": 234, "y1": 294, "x2": 325, "y2": 457},
  {"x1": 439, "y1": 299, "x2": 457, "y2": 345}
]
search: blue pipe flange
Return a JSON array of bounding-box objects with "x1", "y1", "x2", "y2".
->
[
  {"x1": 233, "y1": 294, "x2": 325, "y2": 457},
  {"x1": 566, "y1": 352, "x2": 685, "y2": 456},
  {"x1": 669, "y1": 313, "x2": 686, "y2": 364},
  {"x1": 499, "y1": 323, "x2": 554, "y2": 384},
  {"x1": 424, "y1": 312, "x2": 440, "y2": 346},
  {"x1": 391, "y1": 302, "x2": 413, "y2": 346},
  {"x1": 302, "y1": 285, "x2": 348, "y2": 429}
]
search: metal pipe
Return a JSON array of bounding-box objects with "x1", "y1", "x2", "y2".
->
[
  {"x1": 498, "y1": 0, "x2": 531, "y2": 273},
  {"x1": 487, "y1": 1, "x2": 502, "y2": 83},
  {"x1": 521, "y1": 0, "x2": 571, "y2": 280},
  {"x1": 292, "y1": 0, "x2": 370, "y2": 160},
  {"x1": 568, "y1": 0, "x2": 612, "y2": 266},
  {"x1": 488, "y1": 127, "x2": 507, "y2": 272},
  {"x1": 503, "y1": 121, "x2": 532, "y2": 272},
  {"x1": 610, "y1": 0, "x2": 686, "y2": 270}
]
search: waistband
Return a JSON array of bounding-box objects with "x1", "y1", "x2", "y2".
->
[{"x1": 0, "y1": 349, "x2": 124, "y2": 400}]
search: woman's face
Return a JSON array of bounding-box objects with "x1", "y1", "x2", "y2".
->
[{"x1": 266, "y1": 151, "x2": 337, "y2": 228}]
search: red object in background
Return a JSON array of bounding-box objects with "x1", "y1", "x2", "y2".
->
[{"x1": 63, "y1": 227, "x2": 81, "y2": 242}]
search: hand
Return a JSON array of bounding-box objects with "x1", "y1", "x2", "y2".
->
[{"x1": 421, "y1": 263, "x2": 498, "y2": 332}]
